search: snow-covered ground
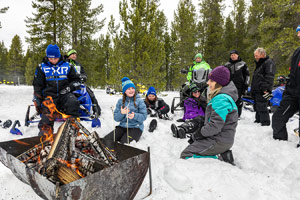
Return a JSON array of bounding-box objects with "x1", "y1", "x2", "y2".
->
[{"x1": 0, "y1": 85, "x2": 300, "y2": 200}]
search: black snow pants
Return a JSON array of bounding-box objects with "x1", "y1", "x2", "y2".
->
[
  {"x1": 272, "y1": 94, "x2": 300, "y2": 140},
  {"x1": 252, "y1": 93, "x2": 270, "y2": 125},
  {"x1": 104, "y1": 126, "x2": 142, "y2": 144},
  {"x1": 38, "y1": 93, "x2": 79, "y2": 136}
]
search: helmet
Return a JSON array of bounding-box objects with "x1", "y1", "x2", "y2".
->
[
  {"x1": 67, "y1": 49, "x2": 77, "y2": 57},
  {"x1": 277, "y1": 75, "x2": 286, "y2": 84},
  {"x1": 296, "y1": 25, "x2": 300, "y2": 33}
]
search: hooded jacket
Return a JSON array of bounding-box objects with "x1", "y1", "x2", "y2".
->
[
  {"x1": 114, "y1": 95, "x2": 147, "y2": 131},
  {"x1": 224, "y1": 57, "x2": 250, "y2": 91},
  {"x1": 201, "y1": 81, "x2": 238, "y2": 144},
  {"x1": 183, "y1": 97, "x2": 205, "y2": 121},
  {"x1": 285, "y1": 46, "x2": 300, "y2": 97},
  {"x1": 187, "y1": 61, "x2": 211, "y2": 81},
  {"x1": 251, "y1": 56, "x2": 276, "y2": 94},
  {"x1": 33, "y1": 57, "x2": 80, "y2": 99}
]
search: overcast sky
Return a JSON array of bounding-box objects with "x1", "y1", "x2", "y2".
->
[{"x1": 0, "y1": 0, "x2": 239, "y2": 51}]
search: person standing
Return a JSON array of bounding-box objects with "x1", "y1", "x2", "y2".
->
[
  {"x1": 186, "y1": 53, "x2": 211, "y2": 82},
  {"x1": 272, "y1": 26, "x2": 300, "y2": 140},
  {"x1": 224, "y1": 50, "x2": 250, "y2": 118},
  {"x1": 251, "y1": 48, "x2": 276, "y2": 126},
  {"x1": 33, "y1": 44, "x2": 80, "y2": 136}
]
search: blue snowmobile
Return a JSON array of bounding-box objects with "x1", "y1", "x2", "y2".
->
[{"x1": 25, "y1": 84, "x2": 101, "y2": 128}]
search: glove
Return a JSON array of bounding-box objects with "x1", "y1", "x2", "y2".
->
[
  {"x1": 79, "y1": 74, "x2": 87, "y2": 83},
  {"x1": 263, "y1": 92, "x2": 273, "y2": 101},
  {"x1": 33, "y1": 96, "x2": 43, "y2": 114},
  {"x1": 59, "y1": 87, "x2": 71, "y2": 95},
  {"x1": 149, "y1": 108, "x2": 157, "y2": 117},
  {"x1": 156, "y1": 109, "x2": 162, "y2": 118},
  {"x1": 69, "y1": 81, "x2": 81, "y2": 91}
]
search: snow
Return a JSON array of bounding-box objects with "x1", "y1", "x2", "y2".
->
[{"x1": 0, "y1": 85, "x2": 300, "y2": 200}]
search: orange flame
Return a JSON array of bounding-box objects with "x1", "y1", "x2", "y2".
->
[
  {"x1": 42, "y1": 96, "x2": 71, "y2": 119},
  {"x1": 57, "y1": 158, "x2": 85, "y2": 177},
  {"x1": 13, "y1": 140, "x2": 30, "y2": 146}
]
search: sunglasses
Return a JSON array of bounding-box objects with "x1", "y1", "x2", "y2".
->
[{"x1": 192, "y1": 90, "x2": 200, "y2": 93}]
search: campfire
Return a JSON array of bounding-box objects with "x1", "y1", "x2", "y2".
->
[{"x1": 17, "y1": 118, "x2": 118, "y2": 185}]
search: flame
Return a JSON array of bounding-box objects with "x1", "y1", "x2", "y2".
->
[
  {"x1": 57, "y1": 158, "x2": 85, "y2": 178},
  {"x1": 13, "y1": 140, "x2": 30, "y2": 146},
  {"x1": 42, "y1": 96, "x2": 71, "y2": 119}
]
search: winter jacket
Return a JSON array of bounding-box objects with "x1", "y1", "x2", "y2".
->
[
  {"x1": 144, "y1": 98, "x2": 170, "y2": 115},
  {"x1": 285, "y1": 47, "x2": 300, "y2": 97},
  {"x1": 182, "y1": 97, "x2": 205, "y2": 121},
  {"x1": 187, "y1": 61, "x2": 211, "y2": 81},
  {"x1": 201, "y1": 81, "x2": 238, "y2": 144},
  {"x1": 114, "y1": 95, "x2": 147, "y2": 131},
  {"x1": 251, "y1": 56, "x2": 276, "y2": 94},
  {"x1": 67, "y1": 58, "x2": 86, "y2": 77},
  {"x1": 224, "y1": 57, "x2": 250, "y2": 92},
  {"x1": 33, "y1": 57, "x2": 80, "y2": 99}
]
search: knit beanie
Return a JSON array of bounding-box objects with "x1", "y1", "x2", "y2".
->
[
  {"x1": 122, "y1": 77, "x2": 136, "y2": 93},
  {"x1": 194, "y1": 53, "x2": 203, "y2": 60},
  {"x1": 147, "y1": 86, "x2": 156, "y2": 96},
  {"x1": 230, "y1": 49, "x2": 239, "y2": 55},
  {"x1": 46, "y1": 44, "x2": 61, "y2": 58},
  {"x1": 208, "y1": 66, "x2": 230, "y2": 86},
  {"x1": 296, "y1": 25, "x2": 300, "y2": 32},
  {"x1": 67, "y1": 49, "x2": 77, "y2": 57},
  {"x1": 189, "y1": 83, "x2": 200, "y2": 92}
]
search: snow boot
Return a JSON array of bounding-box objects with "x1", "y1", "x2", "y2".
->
[
  {"x1": 171, "y1": 124, "x2": 186, "y2": 138},
  {"x1": 218, "y1": 150, "x2": 235, "y2": 166},
  {"x1": 1, "y1": 120, "x2": 12, "y2": 129},
  {"x1": 149, "y1": 119, "x2": 157, "y2": 132}
]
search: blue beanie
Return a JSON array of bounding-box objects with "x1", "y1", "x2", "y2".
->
[
  {"x1": 122, "y1": 77, "x2": 135, "y2": 93},
  {"x1": 46, "y1": 44, "x2": 61, "y2": 58},
  {"x1": 296, "y1": 25, "x2": 300, "y2": 32},
  {"x1": 147, "y1": 86, "x2": 156, "y2": 96}
]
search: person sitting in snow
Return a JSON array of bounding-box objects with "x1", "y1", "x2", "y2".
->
[
  {"x1": 65, "y1": 49, "x2": 101, "y2": 118},
  {"x1": 33, "y1": 44, "x2": 81, "y2": 136},
  {"x1": 180, "y1": 66, "x2": 238, "y2": 163},
  {"x1": 104, "y1": 77, "x2": 147, "y2": 144},
  {"x1": 171, "y1": 83, "x2": 206, "y2": 138},
  {"x1": 144, "y1": 86, "x2": 170, "y2": 132}
]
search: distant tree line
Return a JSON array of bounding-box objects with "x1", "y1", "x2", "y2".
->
[{"x1": 0, "y1": 0, "x2": 299, "y2": 91}]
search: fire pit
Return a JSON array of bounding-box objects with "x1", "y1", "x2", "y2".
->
[{"x1": 0, "y1": 119, "x2": 150, "y2": 200}]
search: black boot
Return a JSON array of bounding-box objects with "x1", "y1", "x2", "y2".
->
[
  {"x1": 171, "y1": 124, "x2": 186, "y2": 138},
  {"x1": 171, "y1": 124, "x2": 178, "y2": 138},
  {"x1": 149, "y1": 119, "x2": 157, "y2": 132},
  {"x1": 218, "y1": 150, "x2": 235, "y2": 166}
]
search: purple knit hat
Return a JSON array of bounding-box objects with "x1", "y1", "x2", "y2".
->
[{"x1": 208, "y1": 66, "x2": 230, "y2": 86}]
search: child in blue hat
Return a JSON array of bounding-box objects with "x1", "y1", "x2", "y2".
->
[
  {"x1": 144, "y1": 86, "x2": 170, "y2": 132},
  {"x1": 104, "y1": 77, "x2": 147, "y2": 144}
]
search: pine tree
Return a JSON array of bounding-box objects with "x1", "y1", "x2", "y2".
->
[
  {"x1": 0, "y1": 6, "x2": 9, "y2": 29},
  {"x1": 199, "y1": 0, "x2": 225, "y2": 67},
  {"x1": 233, "y1": 0, "x2": 247, "y2": 57},
  {"x1": 170, "y1": 0, "x2": 198, "y2": 89},
  {"x1": 25, "y1": 0, "x2": 69, "y2": 53},
  {"x1": 0, "y1": 41, "x2": 8, "y2": 78},
  {"x1": 7, "y1": 35, "x2": 24, "y2": 85},
  {"x1": 224, "y1": 16, "x2": 235, "y2": 54},
  {"x1": 114, "y1": 0, "x2": 167, "y2": 91}
]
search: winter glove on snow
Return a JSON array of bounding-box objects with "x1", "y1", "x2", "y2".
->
[
  {"x1": 2, "y1": 119, "x2": 12, "y2": 129},
  {"x1": 263, "y1": 92, "x2": 273, "y2": 101}
]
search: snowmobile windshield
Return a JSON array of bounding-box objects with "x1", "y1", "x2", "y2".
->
[{"x1": 192, "y1": 68, "x2": 211, "y2": 84}]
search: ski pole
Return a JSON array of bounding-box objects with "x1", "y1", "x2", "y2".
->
[
  {"x1": 126, "y1": 100, "x2": 130, "y2": 144},
  {"x1": 111, "y1": 106, "x2": 116, "y2": 142}
]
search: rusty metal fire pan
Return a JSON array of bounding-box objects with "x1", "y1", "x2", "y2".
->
[{"x1": 0, "y1": 136, "x2": 150, "y2": 200}]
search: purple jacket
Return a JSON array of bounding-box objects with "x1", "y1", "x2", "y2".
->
[{"x1": 183, "y1": 97, "x2": 205, "y2": 121}]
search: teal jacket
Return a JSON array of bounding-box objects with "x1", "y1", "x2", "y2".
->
[
  {"x1": 201, "y1": 81, "x2": 238, "y2": 144},
  {"x1": 114, "y1": 95, "x2": 147, "y2": 131}
]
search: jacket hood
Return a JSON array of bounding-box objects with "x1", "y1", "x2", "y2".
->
[{"x1": 219, "y1": 81, "x2": 238, "y2": 102}]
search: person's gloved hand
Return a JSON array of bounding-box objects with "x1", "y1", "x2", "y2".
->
[
  {"x1": 33, "y1": 96, "x2": 43, "y2": 114},
  {"x1": 149, "y1": 108, "x2": 157, "y2": 117},
  {"x1": 59, "y1": 87, "x2": 71, "y2": 95},
  {"x1": 263, "y1": 92, "x2": 273, "y2": 101},
  {"x1": 156, "y1": 109, "x2": 162, "y2": 118},
  {"x1": 79, "y1": 74, "x2": 87, "y2": 83},
  {"x1": 69, "y1": 81, "x2": 81, "y2": 91}
]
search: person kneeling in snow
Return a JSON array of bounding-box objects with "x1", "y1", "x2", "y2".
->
[
  {"x1": 171, "y1": 83, "x2": 206, "y2": 138},
  {"x1": 104, "y1": 77, "x2": 147, "y2": 144},
  {"x1": 180, "y1": 66, "x2": 238, "y2": 163},
  {"x1": 144, "y1": 86, "x2": 170, "y2": 132}
]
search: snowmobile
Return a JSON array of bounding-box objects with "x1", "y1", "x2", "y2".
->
[
  {"x1": 25, "y1": 84, "x2": 101, "y2": 128},
  {"x1": 241, "y1": 75, "x2": 287, "y2": 113},
  {"x1": 171, "y1": 68, "x2": 211, "y2": 114}
]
